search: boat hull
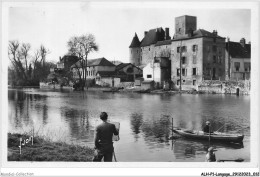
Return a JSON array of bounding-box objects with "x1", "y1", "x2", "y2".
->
[{"x1": 173, "y1": 129, "x2": 244, "y2": 143}]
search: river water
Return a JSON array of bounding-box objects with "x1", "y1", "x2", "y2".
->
[{"x1": 8, "y1": 88, "x2": 250, "y2": 162}]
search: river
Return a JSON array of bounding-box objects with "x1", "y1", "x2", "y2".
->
[{"x1": 8, "y1": 88, "x2": 250, "y2": 162}]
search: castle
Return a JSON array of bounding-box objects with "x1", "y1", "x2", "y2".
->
[{"x1": 129, "y1": 15, "x2": 226, "y2": 89}]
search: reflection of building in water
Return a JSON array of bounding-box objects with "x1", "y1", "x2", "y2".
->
[
  {"x1": 61, "y1": 108, "x2": 94, "y2": 142},
  {"x1": 141, "y1": 115, "x2": 171, "y2": 143},
  {"x1": 173, "y1": 140, "x2": 197, "y2": 160},
  {"x1": 130, "y1": 113, "x2": 144, "y2": 141}
]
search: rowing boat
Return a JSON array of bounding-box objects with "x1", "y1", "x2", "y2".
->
[{"x1": 172, "y1": 129, "x2": 244, "y2": 143}]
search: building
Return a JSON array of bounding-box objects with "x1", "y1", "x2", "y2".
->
[
  {"x1": 129, "y1": 27, "x2": 171, "y2": 68},
  {"x1": 143, "y1": 57, "x2": 171, "y2": 88},
  {"x1": 225, "y1": 38, "x2": 251, "y2": 80},
  {"x1": 171, "y1": 15, "x2": 226, "y2": 90},
  {"x1": 70, "y1": 57, "x2": 116, "y2": 80},
  {"x1": 129, "y1": 15, "x2": 227, "y2": 90},
  {"x1": 115, "y1": 63, "x2": 143, "y2": 82},
  {"x1": 50, "y1": 55, "x2": 80, "y2": 73}
]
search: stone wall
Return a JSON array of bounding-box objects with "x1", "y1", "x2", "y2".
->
[
  {"x1": 171, "y1": 38, "x2": 203, "y2": 88},
  {"x1": 198, "y1": 80, "x2": 250, "y2": 94},
  {"x1": 129, "y1": 47, "x2": 141, "y2": 66}
]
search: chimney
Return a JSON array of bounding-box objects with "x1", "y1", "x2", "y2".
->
[
  {"x1": 165, "y1": 28, "x2": 170, "y2": 40},
  {"x1": 59, "y1": 56, "x2": 62, "y2": 62},
  {"x1": 240, "y1": 38, "x2": 246, "y2": 47},
  {"x1": 144, "y1": 31, "x2": 148, "y2": 37},
  {"x1": 213, "y1": 30, "x2": 218, "y2": 36}
]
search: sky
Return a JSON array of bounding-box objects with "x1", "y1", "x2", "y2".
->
[{"x1": 7, "y1": 2, "x2": 251, "y2": 64}]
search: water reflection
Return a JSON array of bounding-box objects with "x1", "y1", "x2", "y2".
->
[
  {"x1": 61, "y1": 108, "x2": 94, "y2": 143},
  {"x1": 141, "y1": 115, "x2": 171, "y2": 143},
  {"x1": 8, "y1": 89, "x2": 250, "y2": 162},
  {"x1": 130, "y1": 113, "x2": 143, "y2": 141}
]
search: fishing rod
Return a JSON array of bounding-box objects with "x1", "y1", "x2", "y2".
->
[{"x1": 215, "y1": 123, "x2": 226, "y2": 132}]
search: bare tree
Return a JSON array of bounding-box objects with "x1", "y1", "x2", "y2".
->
[
  {"x1": 8, "y1": 40, "x2": 28, "y2": 81},
  {"x1": 67, "y1": 34, "x2": 98, "y2": 89},
  {"x1": 39, "y1": 44, "x2": 50, "y2": 65},
  {"x1": 32, "y1": 50, "x2": 41, "y2": 79},
  {"x1": 20, "y1": 43, "x2": 31, "y2": 72}
]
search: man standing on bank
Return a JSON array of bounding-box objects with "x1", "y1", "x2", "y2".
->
[{"x1": 93, "y1": 112, "x2": 119, "y2": 162}]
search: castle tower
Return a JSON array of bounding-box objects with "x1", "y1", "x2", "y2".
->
[
  {"x1": 129, "y1": 33, "x2": 141, "y2": 66},
  {"x1": 174, "y1": 15, "x2": 197, "y2": 39}
]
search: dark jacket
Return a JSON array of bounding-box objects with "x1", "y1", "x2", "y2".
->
[
  {"x1": 203, "y1": 125, "x2": 210, "y2": 133},
  {"x1": 94, "y1": 122, "x2": 119, "y2": 151}
]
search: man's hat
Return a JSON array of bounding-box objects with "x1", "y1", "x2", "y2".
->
[{"x1": 206, "y1": 121, "x2": 210, "y2": 124}]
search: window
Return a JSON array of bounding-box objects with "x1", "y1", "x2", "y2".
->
[
  {"x1": 147, "y1": 74, "x2": 152, "y2": 78},
  {"x1": 213, "y1": 56, "x2": 217, "y2": 63},
  {"x1": 177, "y1": 80, "x2": 180, "y2": 85},
  {"x1": 244, "y1": 62, "x2": 250, "y2": 72},
  {"x1": 177, "y1": 68, "x2": 180, "y2": 76},
  {"x1": 177, "y1": 47, "x2": 180, "y2": 53},
  {"x1": 182, "y1": 46, "x2": 187, "y2": 52},
  {"x1": 149, "y1": 48, "x2": 150, "y2": 51},
  {"x1": 137, "y1": 50, "x2": 138, "y2": 53},
  {"x1": 192, "y1": 45, "x2": 198, "y2": 52},
  {"x1": 193, "y1": 55, "x2": 197, "y2": 64},
  {"x1": 212, "y1": 45, "x2": 217, "y2": 52},
  {"x1": 234, "y1": 62, "x2": 240, "y2": 71},
  {"x1": 213, "y1": 38, "x2": 216, "y2": 43},
  {"x1": 182, "y1": 68, "x2": 186, "y2": 76},
  {"x1": 192, "y1": 68, "x2": 197, "y2": 75},
  {"x1": 193, "y1": 80, "x2": 196, "y2": 85},
  {"x1": 179, "y1": 28, "x2": 181, "y2": 32},
  {"x1": 182, "y1": 57, "x2": 186, "y2": 64},
  {"x1": 218, "y1": 56, "x2": 222, "y2": 64}
]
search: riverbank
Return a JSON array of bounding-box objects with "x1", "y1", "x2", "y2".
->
[{"x1": 8, "y1": 133, "x2": 94, "y2": 161}]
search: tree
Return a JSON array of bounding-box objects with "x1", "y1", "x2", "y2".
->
[
  {"x1": 67, "y1": 34, "x2": 98, "y2": 89},
  {"x1": 20, "y1": 43, "x2": 31, "y2": 73},
  {"x1": 8, "y1": 40, "x2": 28, "y2": 83},
  {"x1": 8, "y1": 40, "x2": 52, "y2": 86}
]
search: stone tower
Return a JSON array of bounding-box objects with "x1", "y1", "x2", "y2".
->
[
  {"x1": 174, "y1": 15, "x2": 197, "y2": 39},
  {"x1": 129, "y1": 33, "x2": 141, "y2": 66}
]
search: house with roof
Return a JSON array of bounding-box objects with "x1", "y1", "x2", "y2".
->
[
  {"x1": 115, "y1": 63, "x2": 143, "y2": 82},
  {"x1": 50, "y1": 55, "x2": 80, "y2": 74},
  {"x1": 129, "y1": 15, "x2": 227, "y2": 90},
  {"x1": 70, "y1": 57, "x2": 120, "y2": 86},
  {"x1": 225, "y1": 38, "x2": 251, "y2": 80}
]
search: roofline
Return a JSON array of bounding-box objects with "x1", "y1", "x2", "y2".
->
[{"x1": 171, "y1": 36, "x2": 226, "y2": 42}]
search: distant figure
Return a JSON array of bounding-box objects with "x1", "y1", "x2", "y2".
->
[
  {"x1": 203, "y1": 121, "x2": 212, "y2": 134},
  {"x1": 93, "y1": 112, "x2": 119, "y2": 162},
  {"x1": 205, "y1": 147, "x2": 216, "y2": 162}
]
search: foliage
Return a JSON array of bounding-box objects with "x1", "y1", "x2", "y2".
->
[
  {"x1": 8, "y1": 40, "x2": 53, "y2": 86},
  {"x1": 67, "y1": 34, "x2": 98, "y2": 90}
]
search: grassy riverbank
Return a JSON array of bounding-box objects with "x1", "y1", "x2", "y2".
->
[{"x1": 8, "y1": 133, "x2": 94, "y2": 161}]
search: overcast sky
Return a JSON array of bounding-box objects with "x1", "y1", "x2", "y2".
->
[{"x1": 7, "y1": 2, "x2": 251, "y2": 63}]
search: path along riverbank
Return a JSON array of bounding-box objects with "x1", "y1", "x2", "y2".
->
[{"x1": 8, "y1": 133, "x2": 94, "y2": 161}]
